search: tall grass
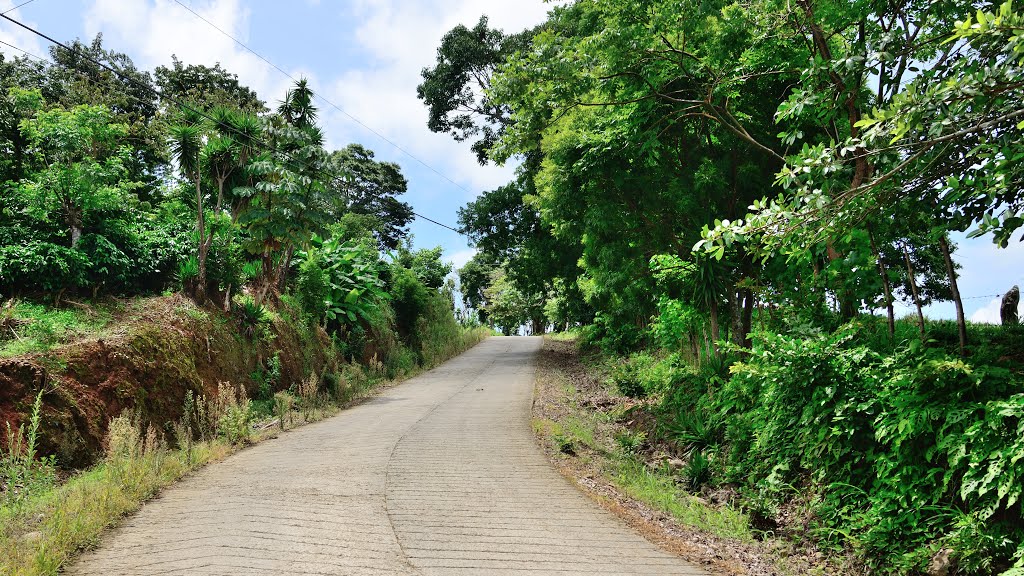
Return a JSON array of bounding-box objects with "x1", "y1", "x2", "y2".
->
[
  {"x1": 2, "y1": 391, "x2": 55, "y2": 512},
  {"x1": 0, "y1": 414, "x2": 232, "y2": 576}
]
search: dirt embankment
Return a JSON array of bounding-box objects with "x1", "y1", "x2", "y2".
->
[{"x1": 0, "y1": 295, "x2": 332, "y2": 468}]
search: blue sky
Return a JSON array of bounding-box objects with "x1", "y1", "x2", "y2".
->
[{"x1": 1, "y1": 0, "x2": 1020, "y2": 323}]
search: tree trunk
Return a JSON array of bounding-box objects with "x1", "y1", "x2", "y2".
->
[
  {"x1": 531, "y1": 317, "x2": 545, "y2": 335},
  {"x1": 938, "y1": 235, "x2": 967, "y2": 355},
  {"x1": 869, "y1": 229, "x2": 895, "y2": 339},
  {"x1": 730, "y1": 288, "x2": 754, "y2": 349},
  {"x1": 276, "y1": 247, "x2": 294, "y2": 292},
  {"x1": 194, "y1": 176, "x2": 207, "y2": 303},
  {"x1": 902, "y1": 243, "x2": 926, "y2": 340},
  {"x1": 709, "y1": 298, "x2": 720, "y2": 356}
]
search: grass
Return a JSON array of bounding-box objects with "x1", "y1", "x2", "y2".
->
[
  {"x1": 0, "y1": 301, "x2": 116, "y2": 358},
  {"x1": 548, "y1": 329, "x2": 581, "y2": 342},
  {"x1": 0, "y1": 427, "x2": 233, "y2": 575},
  {"x1": 613, "y1": 457, "x2": 752, "y2": 541}
]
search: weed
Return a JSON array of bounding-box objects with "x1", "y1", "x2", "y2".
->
[
  {"x1": 1, "y1": 390, "x2": 55, "y2": 510},
  {"x1": 554, "y1": 433, "x2": 576, "y2": 455},
  {"x1": 297, "y1": 373, "x2": 319, "y2": 420},
  {"x1": 614, "y1": 429, "x2": 647, "y2": 455},
  {"x1": 682, "y1": 450, "x2": 712, "y2": 491},
  {"x1": 273, "y1": 391, "x2": 295, "y2": 430},
  {"x1": 210, "y1": 382, "x2": 252, "y2": 445},
  {"x1": 234, "y1": 296, "x2": 271, "y2": 340},
  {"x1": 662, "y1": 409, "x2": 719, "y2": 449}
]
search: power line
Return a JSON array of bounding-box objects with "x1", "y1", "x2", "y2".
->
[
  {"x1": 0, "y1": 36, "x2": 43, "y2": 60},
  {"x1": 1, "y1": 0, "x2": 37, "y2": 16},
  {"x1": 0, "y1": 12, "x2": 464, "y2": 235},
  {"x1": 168, "y1": 1, "x2": 476, "y2": 204}
]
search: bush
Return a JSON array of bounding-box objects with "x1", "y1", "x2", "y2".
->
[
  {"x1": 296, "y1": 252, "x2": 329, "y2": 321},
  {"x1": 210, "y1": 382, "x2": 252, "y2": 445},
  {"x1": 0, "y1": 242, "x2": 89, "y2": 298},
  {"x1": 721, "y1": 326, "x2": 1024, "y2": 573},
  {"x1": 234, "y1": 295, "x2": 271, "y2": 340}
]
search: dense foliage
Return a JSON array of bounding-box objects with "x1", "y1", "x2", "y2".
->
[
  {"x1": 0, "y1": 35, "x2": 466, "y2": 373},
  {"x1": 421, "y1": 1, "x2": 1024, "y2": 573}
]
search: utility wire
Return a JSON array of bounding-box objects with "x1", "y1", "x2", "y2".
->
[
  {"x1": 0, "y1": 12, "x2": 464, "y2": 235},
  {"x1": 169, "y1": 0, "x2": 476, "y2": 199},
  {"x1": 1, "y1": 0, "x2": 37, "y2": 16},
  {"x1": 0, "y1": 36, "x2": 42, "y2": 59}
]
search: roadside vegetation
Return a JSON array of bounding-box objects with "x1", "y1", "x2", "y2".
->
[
  {"x1": 0, "y1": 32, "x2": 490, "y2": 575},
  {"x1": 422, "y1": 1, "x2": 1024, "y2": 574}
]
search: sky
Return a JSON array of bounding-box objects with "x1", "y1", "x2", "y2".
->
[{"x1": 0, "y1": 0, "x2": 1020, "y2": 323}]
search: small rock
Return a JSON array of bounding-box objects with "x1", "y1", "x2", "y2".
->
[
  {"x1": 928, "y1": 548, "x2": 952, "y2": 576},
  {"x1": 21, "y1": 531, "x2": 42, "y2": 544}
]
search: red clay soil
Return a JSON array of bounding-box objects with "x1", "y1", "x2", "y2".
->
[{"x1": 0, "y1": 295, "x2": 333, "y2": 468}]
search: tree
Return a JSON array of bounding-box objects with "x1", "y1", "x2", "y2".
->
[
  {"x1": 154, "y1": 56, "x2": 266, "y2": 113},
  {"x1": 394, "y1": 244, "x2": 452, "y2": 291},
  {"x1": 417, "y1": 16, "x2": 536, "y2": 164},
  {"x1": 18, "y1": 97, "x2": 134, "y2": 249},
  {"x1": 43, "y1": 35, "x2": 165, "y2": 196},
  {"x1": 167, "y1": 108, "x2": 208, "y2": 301},
  {"x1": 239, "y1": 80, "x2": 329, "y2": 301},
  {"x1": 458, "y1": 251, "x2": 499, "y2": 322},
  {"x1": 0, "y1": 54, "x2": 47, "y2": 183},
  {"x1": 326, "y1": 144, "x2": 413, "y2": 250},
  {"x1": 483, "y1": 268, "x2": 542, "y2": 335}
]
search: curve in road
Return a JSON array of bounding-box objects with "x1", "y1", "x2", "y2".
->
[{"x1": 70, "y1": 337, "x2": 706, "y2": 575}]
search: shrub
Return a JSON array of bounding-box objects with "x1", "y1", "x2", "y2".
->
[
  {"x1": 0, "y1": 241, "x2": 89, "y2": 299},
  {"x1": 722, "y1": 326, "x2": 1024, "y2": 573},
  {"x1": 296, "y1": 252, "x2": 329, "y2": 321},
  {"x1": 234, "y1": 295, "x2": 271, "y2": 340},
  {"x1": 273, "y1": 391, "x2": 294, "y2": 431}
]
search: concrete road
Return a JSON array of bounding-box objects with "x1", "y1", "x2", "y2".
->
[{"x1": 70, "y1": 337, "x2": 705, "y2": 575}]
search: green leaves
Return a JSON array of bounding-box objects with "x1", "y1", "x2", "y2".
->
[{"x1": 297, "y1": 235, "x2": 387, "y2": 329}]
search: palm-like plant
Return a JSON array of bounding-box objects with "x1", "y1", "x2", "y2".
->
[
  {"x1": 168, "y1": 110, "x2": 208, "y2": 301},
  {"x1": 278, "y1": 78, "x2": 317, "y2": 129}
]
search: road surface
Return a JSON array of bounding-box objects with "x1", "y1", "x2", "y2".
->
[{"x1": 70, "y1": 337, "x2": 705, "y2": 575}]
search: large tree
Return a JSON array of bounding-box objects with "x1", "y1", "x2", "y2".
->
[
  {"x1": 154, "y1": 56, "x2": 266, "y2": 114},
  {"x1": 417, "y1": 16, "x2": 536, "y2": 164},
  {"x1": 326, "y1": 144, "x2": 413, "y2": 251}
]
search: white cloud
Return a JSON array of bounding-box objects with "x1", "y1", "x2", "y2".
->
[
  {"x1": 0, "y1": 1, "x2": 46, "y2": 60},
  {"x1": 323, "y1": 0, "x2": 552, "y2": 196},
  {"x1": 82, "y1": 0, "x2": 299, "y2": 108},
  {"x1": 79, "y1": 0, "x2": 549, "y2": 199},
  {"x1": 970, "y1": 298, "x2": 1003, "y2": 324},
  {"x1": 445, "y1": 247, "x2": 476, "y2": 270}
]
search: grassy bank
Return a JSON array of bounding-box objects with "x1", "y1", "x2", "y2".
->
[
  {"x1": 531, "y1": 336, "x2": 837, "y2": 576},
  {"x1": 563, "y1": 315, "x2": 1024, "y2": 576},
  {"x1": 0, "y1": 305, "x2": 490, "y2": 575}
]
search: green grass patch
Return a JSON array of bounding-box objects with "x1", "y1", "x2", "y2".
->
[
  {"x1": 0, "y1": 301, "x2": 115, "y2": 358},
  {"x1": 613, "y1": 456, "x2": 752, "y2": 542}
]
